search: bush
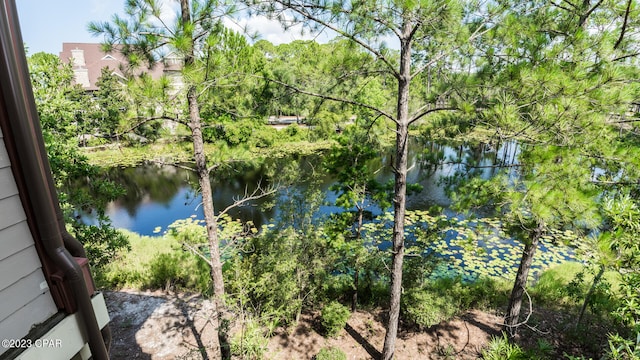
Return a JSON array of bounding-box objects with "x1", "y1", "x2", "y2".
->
[
  {"x1": 402, "y1": 287, "x2": 458, "y2": 329},
  {"x1": 223, "y1": 121, "x2": 253, "y2": 146},
  {"x1": 74, "y1": 222, "x2": 130, "y2": 269},
  {"x1": 401, "y1": 276, "x2": 510, "y2": 330},
  {"x1": 230, "y1": 319, "x2": 269, "y2": 360},
  {"x1": 481, "y1": 334, "x2": 528, "y2": 360},
  {"x1": 321, "y1": 301, "x2": 350, "y2": 337},
  {"x1": 252, "y1": 126, "x2": 278, "y2": 148},
  {"x1": 315, "y1": 346, "x2": 347, "y2": 360},
  {"x1": 284, "y1": 123, "x2": 301, "y2": 138},
  {"x1": 147, "y1": 251, "x2": 212, "y2": 294},
  {"x1": 95, "y1": 230, "x2": 212, "y2": 294},
  {"x1": 202, "y1": 118, "x2": 256, "y2": 146}
]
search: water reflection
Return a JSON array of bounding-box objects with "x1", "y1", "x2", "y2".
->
[{"x1": 86, "y1": 138, "x2": 518, "y2": 236}]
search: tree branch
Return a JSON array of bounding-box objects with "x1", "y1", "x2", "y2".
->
[
  {"x1": 592, "y1": 180, "x2": 640, "y2": 186},
  {"x1": 114, "y1": 115, "x2": 184, "y2": 138},
  {"x1": 503, "y1": 286, "x2": 533, "y2": 330},
  {"x1": 614, "y1": 0, "x2": 633, "y2": 50},
  {"x1": 612, "y1": 51, "x2": 640, "y2": 62},
  {"x1": 182, "y1": 242, "x2": 213, "y2": 267},
  {"x1": 217, "y1": 182, "x2": 279, "y2": 218},
  {"x1": 578, "y1": 0, "x2": 604, "y2": 27},
  {"x1": 408, "y1": 106, "x2": 457, "y2": 125},
  {"x1": 264, "y1": 76, "x2": 398, "y2": 125}
]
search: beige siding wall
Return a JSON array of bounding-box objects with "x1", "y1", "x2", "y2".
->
[{"x1": 0, "y1": 128, "x2": 58, "y2": 356}]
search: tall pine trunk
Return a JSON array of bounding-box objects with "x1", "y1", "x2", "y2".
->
[
  {"x1": 352, "y1": 205, "x2": 364, "y2": 312},
  {"x1": 382, "y1": 28, "x2": 412, "y2": 360},
  {"x1": 505, "y1": 223, "x2": 543, "y2": 339},
  {"x1": 181, "y1": 0, "x2": 229, "y2": 357}
]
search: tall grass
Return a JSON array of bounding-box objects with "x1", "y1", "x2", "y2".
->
[{"x1": 95, "y1": 229, "x2": 211, "y2": 294}]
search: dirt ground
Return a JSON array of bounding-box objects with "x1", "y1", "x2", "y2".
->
[{"x1": 103, "y1": 289, "x2": 505, "y2": 359}]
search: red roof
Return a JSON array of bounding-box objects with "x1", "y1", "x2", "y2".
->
[{"x1": 59, "y1": 43, "x2": 167, "y2": 91}]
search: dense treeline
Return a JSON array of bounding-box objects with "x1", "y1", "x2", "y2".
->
[{"x1": 25, "y1": 0, "x2": 640, "y2": 358}]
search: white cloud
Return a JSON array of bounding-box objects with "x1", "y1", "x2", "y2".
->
[
  {"x1": 158, "y1": 0, "x2": 179, "y2": 27},
  {"x1": 224, "y1": 15, "x2": 335, "y2": 45}
]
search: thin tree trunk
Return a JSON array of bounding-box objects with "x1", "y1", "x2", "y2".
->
[
  {"x1": 188, "y1": 85, "x2": 230, "y2": 359},
  {"x1": 352, "y1": 268, "x2": 359, "y2": 312},
  {"x1": 505, "y1": 223, "x2": 543, "y2": 339},
  {"x1": 382, "y1": 28, "x2": 412, "y2": 360},
  {"x1": 352, "y1": 206, "x2": 364, "y2": 312},
  {"x1": 577, "y1": 264, "x2": 606, "y2": 329},
  {"x1": 181, "y1": 0, "x2": 228, "y2": 357}
]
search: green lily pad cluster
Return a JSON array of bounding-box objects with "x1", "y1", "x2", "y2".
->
[{"x1": 362, "y1": 210, "x2": 581, "y2": 283}]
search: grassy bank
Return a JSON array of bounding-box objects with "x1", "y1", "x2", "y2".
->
[
  {"x1": 95, "y1": 229, "x2": 211, "y2": 294},
  {"x1": 82, "y1": 137, "x2": 336, "y2": 168}
]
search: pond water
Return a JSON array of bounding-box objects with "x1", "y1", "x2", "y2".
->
[
  {"x1": 82, "y1": 137, "x2": 577, "y2": 280},
  {"x1": 87, "y1": 138, "x2": 519, "y2": 236}
]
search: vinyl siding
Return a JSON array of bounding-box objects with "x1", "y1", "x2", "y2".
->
[{"x1": 0, "y1": 131, "x2": 58, "y2": 357}]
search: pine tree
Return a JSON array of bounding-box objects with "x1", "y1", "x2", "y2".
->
[
  {"x1": 455, "y1": 0, "x2": 640, "y2": 339},
  {"x1": 246, "y1": 1, "x2": 494, "y2": 357},
  {"x1": 89, "y1": 1, "x2": 252, "y2": 358}
]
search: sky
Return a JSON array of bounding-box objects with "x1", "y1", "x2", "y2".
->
[{"x1": 15, "y1": 0, "x2": 333, "y2": 55}]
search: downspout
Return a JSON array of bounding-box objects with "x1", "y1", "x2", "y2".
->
[
  {"x1": 55, "y1": 205, "x2": 112, "y2": 353},
  {"x1": 0, "y1": 1, "x2": 109, "y2": 359}
]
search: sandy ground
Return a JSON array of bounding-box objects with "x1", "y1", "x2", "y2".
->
[{"x1": 104, "y1": 290, "x2": 504, "y2": 359}]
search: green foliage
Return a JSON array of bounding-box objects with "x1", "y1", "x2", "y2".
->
[
  {"x1": 325, "y1": 126, "x2": 388, "y2": 212},
  {"x1": 402, "y1": 287, "x2": 459, "y2": 329},
  {"x1": 314, "y1": 346, "x2": 347, "y2": 360},
  {"x1": 167, "y1": 217, "x2": 208, "y2": 244},
  {"x1": 227, "y1": 226, "x2": 332, "y2": 323},
  {"x1": 27, "y1": 52, "x2": 84, "y2": 141},
  {"x1": 230, "y1": 318, "x2": 269, "y2": 360},
  {"x1": 402, "y1": 277, "x2": 509, "y2": 329},
  {"x1": 308, "y1": 110, "x2": 341, "y2": 141},
  {"x1": 72, "y1": 221, "x2": 130, "y2": 269},
  {"x1": 251, "y1": 126, "x2": 278, "y2": 148},
  {"x1": 205, "y1": 119, "x2": 253, "y2": 146},
  {"x1": 481, "y1": 334, "x2": 529, "y2": 360},
  {"x1": 96, "y1": 229, "x2": 211, "y2": 294},
  {"x1": 605, "y1": 333, "x2": 640, "y2": 360},
  {"x1": 255, "y1": 39, "x2": 386, "y2": 122},
  {"x1": 131, "y1": 119, "x2": 162, "y2": 143},
  {"x1": 27, "y1": 52, "x2": 129, "y2": 268},
  {"x1": 531, "y1": 262, "x2": 584, "y2": 306},
  {"x1": 86, "y1": 68, "x2": 129, "y2": 139},
  {"x1": 147, "y1": 251, "x2": 212, "y2": 294},
  {"x1": 321, "y1": 301, "x2": 350, "y2": 337},
  {"x1": 481, "y1": 333, "x2": 555, "y2": 360},
  {"x1": 225, "y1": 186, "x2": 336, "y2": 324}
]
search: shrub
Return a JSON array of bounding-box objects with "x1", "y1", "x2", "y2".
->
[
  {"x1": 321, "y1": 301, "x2": 350, "y2": 337},
  {"x1": 230, "y1": 319, "x2": 269, "y2": 360},
  {"x1": 147, "y1": 251, "x2": 211, "y2": 294},
  {"x1": 223, "y1": 121, "x2": 253, "y2": 146},
  {"x1": 401, "y1": 276, "x2": 510, "y2": 330},
  {"x1": 252, "y1": 126, "x2": 278, "y2": 148},
  {"x1": 402, "y1": 287, "x2": 458, "y2": 329},
  {"x1": 74, "y1": 222, "x2": 130, "y2": 269},
  {"x1": 315, "y1": 346, "x2": 347, "y2": 360},
  {"x1": 481, "y1": 334, "x2": 528, "y2": 360},
  {"x1": 284, "y1": 123, "x2": 301, "y2": 138}
]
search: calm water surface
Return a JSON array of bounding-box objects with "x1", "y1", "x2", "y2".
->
[{"x1": 86, "y1": 138, "x2": 520, "y2": 236}]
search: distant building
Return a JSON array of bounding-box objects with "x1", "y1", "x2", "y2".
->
[{"x1": 59, "y1": 43, "x2": 182, "y2": 92}]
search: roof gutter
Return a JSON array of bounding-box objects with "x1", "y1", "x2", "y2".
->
[{"x1": 0, "y1": 1, "x2": 109, "y2": 359}]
